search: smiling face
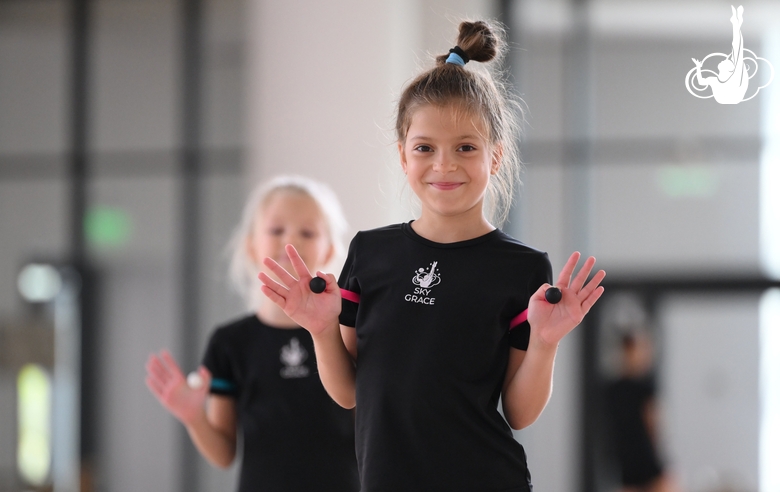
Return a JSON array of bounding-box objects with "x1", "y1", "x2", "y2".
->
[
  {"x1": 399, "y1": 104, "x2": 500, "y2": 226},
  {"x1": 247, "y1": 190, "x2": 334, "y2": 282}
]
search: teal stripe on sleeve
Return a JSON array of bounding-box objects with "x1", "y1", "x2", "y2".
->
[{"x1": 210, "y1": 378, "x2": 236, "y2": 392}]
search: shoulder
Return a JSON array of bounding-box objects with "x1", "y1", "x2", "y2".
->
[
  {"x1": 347, "y1": 223, "x2": 405, "y2": 251},
  {"x1": 492, "y1": 230, "x2": 550, "y2": 262},
  {"x1": 353, "y1": 223, "x2": 404, "y2": 241},
  {"x1": 487, "y1": 231, "x2": 552, "y2": 288}
]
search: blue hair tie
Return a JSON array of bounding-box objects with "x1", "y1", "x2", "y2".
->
[
  {"x1": 446, "y1": 52, "x2": 466, "y2": 66},
  {"x1": 445, "y1": 46, "x2": 469, "y2": 66}
]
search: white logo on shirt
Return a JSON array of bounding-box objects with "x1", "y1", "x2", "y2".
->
[
  {"x1": 413, "y1": 261, "x2": 441, "y2": 288},
  {"x1": 280, "y1": 337, "x2": 310, "y2": 379},
  {"x1": 405, "y1": 261, "x2": 440, "y2": 305}
]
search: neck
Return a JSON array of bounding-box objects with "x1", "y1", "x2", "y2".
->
[
  {"x1": 256, "y1": 300, "x2": 299, "y2": 329},
  {"x1": 411, "y1": 208, "x2": 495, "y2": 243}
]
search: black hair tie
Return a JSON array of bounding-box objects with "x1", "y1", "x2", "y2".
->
[{"x1": 447, "y1": 46, "x2": 470, "y2": 65}]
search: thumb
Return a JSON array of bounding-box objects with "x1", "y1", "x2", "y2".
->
[
  {"x1": 532, "y1": 283, "x2": 551, "y2": 301},
  {"x1": 197, "y1": 366, "x2": 212, "y2": 393},
  {"x1": 316, "y1": 271, "x2": 339, "y2": 292}
]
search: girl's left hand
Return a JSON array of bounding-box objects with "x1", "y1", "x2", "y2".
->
[
  {"x1": 145, "y1": 350, "x2": 211, "y2": 426},
  {"x1": 527, "y1": 252, "x2": 606, "y2": 347},
  {"x1": 258, "y1": 244, "x2": 342, "y2": 335}
]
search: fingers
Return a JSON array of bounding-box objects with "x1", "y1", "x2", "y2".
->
[
  {"x1": 260, "y1": 282, "x2": 287, "y2": 307},
  {"x1": 145, "y1": 374, "x2": 166, "y2": 399},
  {"x1": 577, "y1": 268, "x2": 606, "y2": 303},
  {"x1": 146, "y1": 353, "x2": 172, "y2": 383},
  {"x1": 262, "y1": 257, "x2": 299, "y2": 287},
  {"x1": 160, "y1": 350, "x2": 184, "y2": 379},
  {"x1": 193, "y1": 366, "x2": 212, "y2": 395},
  {"x1": 569, "y1": 256, "x2": 596, "y2": 293},
  {"x1": 146, "y1": 351, "x2": 182, "y2": 399},
  {"x1": 285, "y1": 244, "x2": 313, "y2": 281},
  {"x1": 580, "y1": 285, "x2": 606, "y2": 315},
  {"x1": 198, "y1": 365, "x2": 212, "y2": 385},
  {"x1": 314, "y1": 271, "x2": 339, "y2": 293},
  {"x1": 554, "y1": 253, "x2": 606, "y2": 312},
  {"x1": 260, "y1": 245, "x2": 314, "y2": 290},
  {"x1": 555, "y1": 251, "x2": 581, "y2": 287},
  {"x1": 258, "y1": 271, "x2": 290, "y2": 299}
]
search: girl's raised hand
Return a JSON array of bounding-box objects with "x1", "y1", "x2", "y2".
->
[
  {"x1": 527, "y1": 252, "x2": 606, "y2": 347},
  {"x1": 258, "y1": 244, "x2": 341, "y2": 335},
  {"x1": 145, "y1": 350, "x2": 210, "y2": 425}
]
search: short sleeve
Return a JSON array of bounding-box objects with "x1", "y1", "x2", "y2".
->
[
  {"x1": 508, "y1": 253, "x2": 553, "y2": 350},
  {"x1": 201, "y1": 328, "x2": 239, "y2": 397},
  {"x1": 337, "y1": 233, "x2": 362, "y2": 328}
]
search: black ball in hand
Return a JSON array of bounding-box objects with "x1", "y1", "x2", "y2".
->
[
  {"x1": 309, "y1": 276, "x2": 327, "y2": 294},
  {"x1": 545, "y1": 287, "x2": 562, "y2": 304}
]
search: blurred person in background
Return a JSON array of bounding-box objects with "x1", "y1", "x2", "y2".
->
[
  {"x1": 606, "y1": 330, "x2": 679, "y2": 492},
  {"x1": 145, "y1": 175, "x2": 359, "y2": 492}
]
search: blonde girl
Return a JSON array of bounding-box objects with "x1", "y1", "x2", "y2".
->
[{"x1": 146, "y1": 175, "x2": 359, "y2": 492}]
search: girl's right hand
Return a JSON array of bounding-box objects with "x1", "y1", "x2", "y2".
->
[
  {"x1": 145, "y1": 350, "x2": 210, "y2": 426},
  {"x1": 258, "y1": 244, "x2": 341, "y2": 335}
]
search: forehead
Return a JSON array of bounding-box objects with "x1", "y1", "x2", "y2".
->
[
  {"x1": 406, "y1": 104, "x2": 488, "y2": 138},
  {"x1": 260, "y1": 189, "x2": 324, "y2": 222}
]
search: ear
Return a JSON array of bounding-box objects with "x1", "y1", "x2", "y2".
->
[
  {"x1": 490, "y1": 143, "x2": 504, "y2": 175},
  {"x1": 398, "y1": 142, "x2": 408, "y2": 174}
]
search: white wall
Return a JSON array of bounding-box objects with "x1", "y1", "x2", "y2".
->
[
  {"x1": 661, "y1": 294, "x2": 760, "y2": 492},
  {"x1": 244, "y1": 0, "x2": 498, "y2": 233}
]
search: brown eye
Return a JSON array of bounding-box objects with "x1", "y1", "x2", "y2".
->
[{"x1": 414, "y1": 145, "x2": 433, "y2": 152}]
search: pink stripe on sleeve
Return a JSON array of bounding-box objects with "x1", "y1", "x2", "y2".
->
[
  {"x1": 340, "y1": 289, "x2": 361, "y2": 304},
  {"x1": 509, "y1": 309, "x2": 528, "y2": 330}
]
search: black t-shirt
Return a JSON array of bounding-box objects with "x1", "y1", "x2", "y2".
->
[
  {"x1": 606, "y1": 376, "x2": 663, "y2": 486},
  {"x1": 202, "y1": 315, "x2": 359, "y2": 492},
  {"x1": 338, "y1": 222, "x2": 552, "y2": 492}
]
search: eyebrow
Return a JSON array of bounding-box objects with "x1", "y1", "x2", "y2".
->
[{"x1": 408, "y1": 134, "x2": 481, "y2": 141}]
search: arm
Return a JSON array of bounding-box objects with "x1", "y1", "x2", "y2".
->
[
  {"x1": 259, "y1": 244, "x2": 357, "y2": 408},
  {"x1": 502, "y1": 252, "x2": 605, "y2": 430},
  {"x1": 502, "y1": 344, "x2": 557, "y2": 430},
  {"x1": 306, "y1": 319, "x2": 357, "y2": 408},
  {"x1": 145, "y1": 352, "x2": 238, "y2": 468},
  {"x1": 185, "y1": 395, "x2": 238, "y2": 468},
  {"x1": 643, "y1": 395, "x2": 660, "y2": 448},
  {"x1": 692, "y1": 59, "x2": 710, "y2": 86}
]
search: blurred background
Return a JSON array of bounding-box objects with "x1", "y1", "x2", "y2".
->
[{"x1": 1, "y1": 0, "x2": 778, "y2": 491}]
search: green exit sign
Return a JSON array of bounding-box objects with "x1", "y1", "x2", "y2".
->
[{"x1": 84, "y1": 206, "x2": 132, "y2": 248}]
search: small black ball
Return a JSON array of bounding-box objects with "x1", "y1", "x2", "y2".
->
[
  {"x1": 309, "y1": 276, "x2": 327, "y2": 294},
  {"x1": 545, "y1": 287, "x2": 562, "y2": 304}
]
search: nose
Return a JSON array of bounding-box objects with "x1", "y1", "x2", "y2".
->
[
  {"x1": 433, "y1": 151, "x2": 457, "y2": 174},
  {"x1": 283, "y1": 230, "x2": 301, "y2": 250}
]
